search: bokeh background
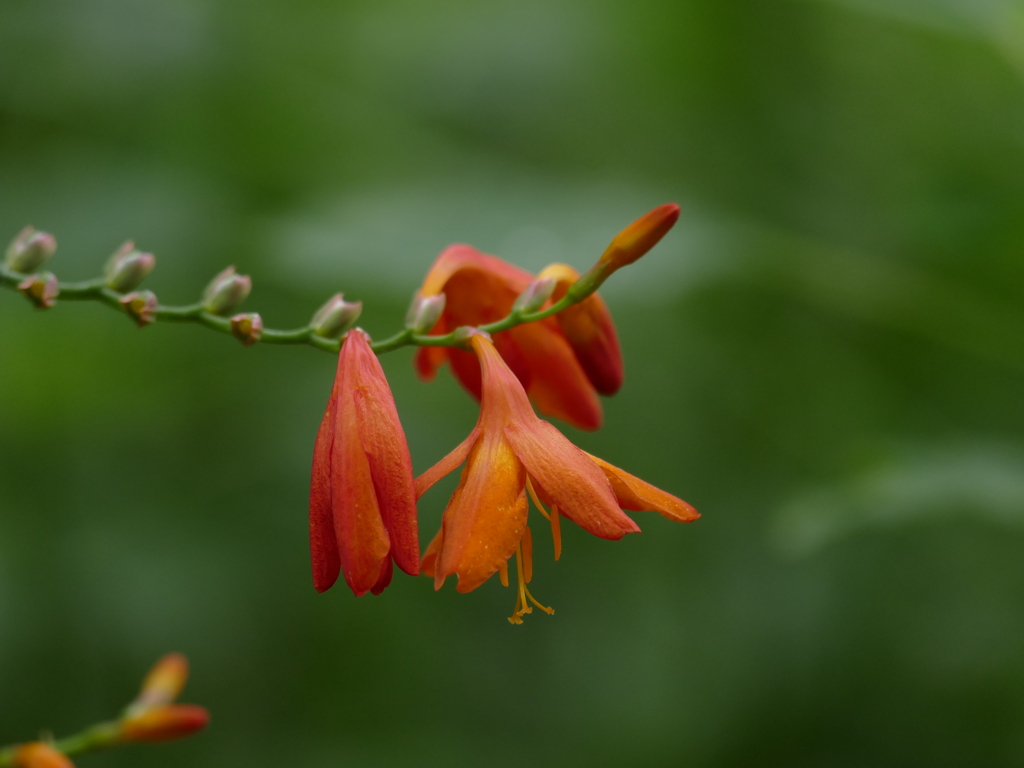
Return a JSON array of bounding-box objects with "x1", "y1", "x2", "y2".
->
[{"x1": 3, "y1": 0, "x2": 1024, "y2": 765}]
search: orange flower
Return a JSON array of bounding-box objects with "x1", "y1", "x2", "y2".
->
[
  {"x1": 310, "y1": 328, "x2": 420, "y2": 596},
  {"x1": 413, "y1": 245, "x2": 608, "y2": 431},
  {"x1": 417, "y1": 332, "x2": 698, "y2": 623},
  {"x1": 11, "y1": 743, "x2": 74, "y2": 768}
]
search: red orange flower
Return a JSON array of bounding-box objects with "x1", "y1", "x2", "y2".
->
[
  {"x1": 417, "y1": 332, "x2": 698, "y2": 623},
  {"x1": 413, "y1": 246, "x2": 607, "y2": 430},
  {"x1": 310, "y1": 328, "x2": 420, "y2": 596}
]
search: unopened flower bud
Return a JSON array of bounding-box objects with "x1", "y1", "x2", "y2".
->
[
  {"x1": 5, "y1": 227, "x2": 57, "y2": 274},
  {"x1": 119, "y1": 704, "x2": 210, "y2": 743},
  {"x1": 18, "y1": 272, "x2": 59, "y2": 309},
  {"x1": 310, "y1": 293, "x2": 362, "y2": 339},
  {"x1": 405, "y1": 291, "x2": 446, "y2": 333},
  {"x1": 230, "y1": 312, "x2": 263, "y2": 346},
  {"x1": 202, "y1": 266, "x2": 251, "y2": 316},
  {"x1": 569, "y1": 203, "x2": 681, "y2": 301},
  {"x1": 512, "y1": 276, "x2": 556, "y2": 314},
  {"x1": 135, "y1": 652, "x2": 189, "y2": 708},
  {"x1": 11, "y1": 742, "x2": 75, "y2": 768},
  {"x1": 120, "y1": 290, "x2": 158, "y2": 327},
  {"x1": 103, "y1": 241, "x2": 156, "y2": 292}
]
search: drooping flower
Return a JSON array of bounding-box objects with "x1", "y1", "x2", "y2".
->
[
  {"x1": 417, "y1": 332, "x2": 698, "y2": 623},
  {"x1": 413, "y1": 245, "x2": 606, "y2": 430},
  {"x1": 310, "y1": 328, "x2": 420, "y2": 596}
]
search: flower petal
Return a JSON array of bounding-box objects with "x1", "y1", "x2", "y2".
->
[
  {"x1": 539, "y1": 263, "x2": 624, "y2": 396},
  {"x1": 333, "y1": 348, "x2": 391, "y2": 596},
  {"x1": 415, "y1": 427, "x2": 482, "y2": 499},
  {"x1": 586, "y1": 453, "x2": 700, "y2": 523},
  {"x1": 435, "y1": 432, "x2": 527, "y2": 593},
  {"x1": 508, "y1": 322, "x2": 603, "y2": 431},
  {"x1": 348, "y1": 330, "x2": 420, "y2": 577},
  {"x1": 309, "y1": 364, "x2": 341, "y2": 593},
  {"x1": 504, "y1": 419, "x2": 639, "y2": 539}
]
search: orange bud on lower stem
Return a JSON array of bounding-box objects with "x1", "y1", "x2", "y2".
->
[
  {"x1": 11, "y1": 743, "x2": 74, "y2": 768},
  {"x1": 119, "y1": 704, "x2": 209, "y2": 743}
]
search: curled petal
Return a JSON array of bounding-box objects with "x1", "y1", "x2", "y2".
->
[
  {"x1": 504, "y1": 420, "x2": 639, "y2": 540},
  {"x1": 587, "y1": 453, "x2": 700, "y2": 523}
]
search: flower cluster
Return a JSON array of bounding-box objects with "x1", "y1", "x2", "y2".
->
[
  {"x1": 310, "y1": 203, "x2": 700, "y2": 623},
  {"x1": 0, "y1": 654, "x2": 208, "y2": 768}
]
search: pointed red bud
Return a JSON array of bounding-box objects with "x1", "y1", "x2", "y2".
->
[
  {"x1": 10, "y1": 743, "x2": 74, "y2": 768},
  {"x1": 512, "y1": 276, "x2": 556, "y2": 314},
  {"x1": 120, "y1": 290, "x2": 158, "y2": 327},
  {"x1": 103, "y1": 241, "x2": 156, "y2": 292},
  {"x1": 118, "y1": 705, "x2": 209, "y2": 743},
  {"x1": 202, "y1": 266, "x2": 251, "y2": 316},
  {"x1": 135, "y1": 652, "x2": 189, "y2": 707},
  {"x1": 230, "y1": 312, "x2": 263, "y2": 346},
  {"x1": 5, "y1": 227, "x2": 57, "y2": 274},
  {"x1": 405, "y1": 290, "x2": 446, "y2": 333},
  {"x1": 310, "y1": 294, "x2": 362, "y2": 339},
  {"x1": 17, "y1": 272, "x2": 59, "y2": 309}
]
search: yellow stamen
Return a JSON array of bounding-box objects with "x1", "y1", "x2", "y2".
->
[
  {"x1": 498, "y1": 558, "x2": 509, "y2": 588},
  {"x1": 525, "y1": 477, "x2": 551, "y2": 521},
  {"x1": 507, "y1": 536, "x2": 554, "y2": 623},
  {"x1": 522, "y1": 526, "x2": 533, "y2": 583}
]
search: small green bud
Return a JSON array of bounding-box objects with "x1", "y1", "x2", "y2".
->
[
  {"x1": 310, "y1": 293, "x2": 362, "y2": 339},
  {"x1": 405, "y1": 291, "x2": 446, "y2": 334},
  {"x1": 230, "y1": 312, "x2": 263, "y2": 346},
  {"x1": 5, "y1": 227, "x2": 56, "y2": 273},
  {"x1": 104, "y1": 241, "x2": 156, "y2": 292},
  {"x1": 202, "y1": 266, "x2": 251, "y2": 316},
  {"x1": 512, "y1": 276, "x2": 556, "y2": 315},
  {"x1": 17, "y1": 272, "x2": 59, "y2": 309},
  {"x1": 120, "y1": 290, "x2": 158, "y2": 327}
]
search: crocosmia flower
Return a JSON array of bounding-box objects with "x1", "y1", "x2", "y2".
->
[
  {"x1": 310, "y1": 329, "x2": 420, "y2": 596},
  {"x1": 413, "y1": 246, "x2": 609, "y2": 431},
  {"x1": 417, "y1": 332, "x2": 698, "y2": 623}
]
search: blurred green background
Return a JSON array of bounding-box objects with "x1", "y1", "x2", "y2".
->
[{"x1": 3, "y1": 0, "x2": 1024, "y2": 765}]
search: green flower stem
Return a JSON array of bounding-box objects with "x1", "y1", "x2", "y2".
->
[
  {"x1": 0, "y1": 263, "x2": 584, "y2": 357},
  {"x1": 0, "y1": 721, "x2": 122, "y2": 765}
]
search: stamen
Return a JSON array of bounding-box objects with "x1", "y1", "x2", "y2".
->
[
  {"x1": 551, "y1": 505, "x2": 562, "y2": 561},
  {"x1": 498, "y1": 558, "x2": 509, "y2": 588},
  {"x1": 506, "y1": 536, "x2": 554, "y2": 624},
  {"x1": 525, "y1": 477, "x2": 551, "y2": 521},
  {"x1": 522, "y1": 526, "x2": 533, "y2": 583}
]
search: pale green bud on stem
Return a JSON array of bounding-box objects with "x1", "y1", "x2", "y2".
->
[
  {"x1": 512, "y1": 276, "x2": 557, "y2": 315},
  {"x1": 230, "y1": 313, "x2": 263, "y2": 346},
  {"x1": 17, "y1": 272, "x2": 59, "y2": 309},
  {"x1": 202, "y1": 266, "x2": 251, "y2": 316},
  {"x1": 120, "y1": 290, "x2": 158, "y2": 327},
  {"x1": 310, "y1": 294, "x2": 362, "y2": 339},
  {"x1": 104, "y1": 241, "x2": 156, "y2": 292},
  {"x1": 5, "y1": 227, "x2": 57, "y2": 274},
  {"x1": 405, "y1": 291, "x2": 446, "y2": 333}
]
